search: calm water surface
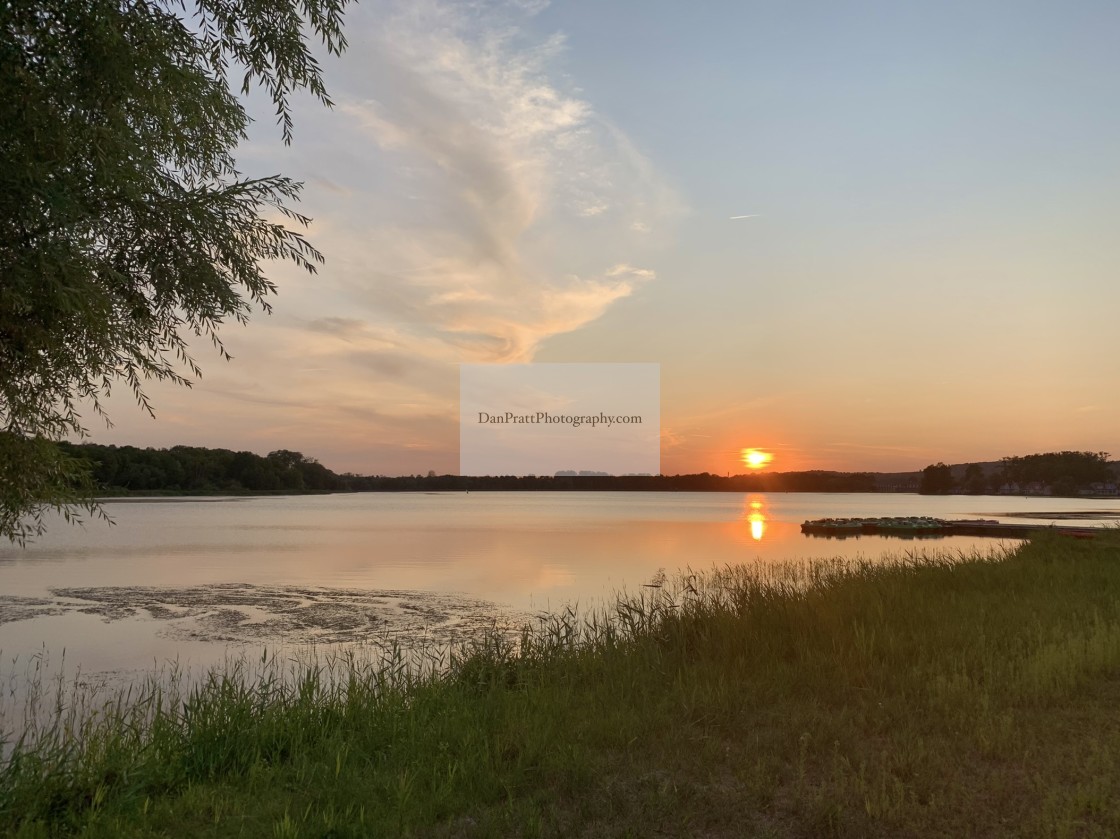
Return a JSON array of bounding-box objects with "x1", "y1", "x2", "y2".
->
[{"x1": 1, "y1": 492, "x2": 1116, "y2": 678}]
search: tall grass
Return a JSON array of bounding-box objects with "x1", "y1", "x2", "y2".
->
[{"x1": 3, "y1": 534, "x2": 1120, "y2": 837}]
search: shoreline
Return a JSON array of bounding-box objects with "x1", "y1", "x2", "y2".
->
[{"x1": 5, "y1": 534, "x2": 1120, "y2": 836}]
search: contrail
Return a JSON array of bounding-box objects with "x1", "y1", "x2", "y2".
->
[{"x1": 729, "y1": 214, "x2": 760, "y2": 220}]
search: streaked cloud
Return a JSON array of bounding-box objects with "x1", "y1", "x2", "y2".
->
[
  {"x1": 92, "y1": 0, "x2": 675, "y2": 474},
  {"x1": 317, "y1": 0, "x2": 672, "y2": 363}
]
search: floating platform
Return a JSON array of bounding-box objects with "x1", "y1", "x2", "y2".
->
[{"x1": 800, "y1": 516, "x2": 1101, "y2": 540}]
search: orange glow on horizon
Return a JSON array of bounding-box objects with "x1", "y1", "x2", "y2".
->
[{"x1": 741, "y1": 448, "x2": 773, "y2": 470}]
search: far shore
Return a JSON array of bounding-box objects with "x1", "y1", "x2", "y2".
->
[{"x1": 992, "y1": 509, "x2": 1120, "y2": 519}]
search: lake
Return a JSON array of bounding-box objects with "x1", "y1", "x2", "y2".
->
[{"x1": 1, "y1": 492, "x2": 1117, "y2": 681}]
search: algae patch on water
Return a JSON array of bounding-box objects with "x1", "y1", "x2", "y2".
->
[{"x1": 0, "y1": 584, "x2": 526, "y2": 647}]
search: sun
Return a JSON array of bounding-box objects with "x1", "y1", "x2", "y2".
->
[{"x1": 741, "y1": 448, "x2": 773, "y2": 470}]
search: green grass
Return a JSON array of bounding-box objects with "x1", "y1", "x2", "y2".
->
[{"x1": 4, "y1": 533, "x2": 1120, "y2": 837}]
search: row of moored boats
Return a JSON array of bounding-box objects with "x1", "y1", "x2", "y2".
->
[{"x1": 800, "y1": 516, "x2": 982, "y2": 536}]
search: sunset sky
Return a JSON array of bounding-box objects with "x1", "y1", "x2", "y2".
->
[{"x1": 91, "y1": 0, "x2": 1120, "y2": 476}]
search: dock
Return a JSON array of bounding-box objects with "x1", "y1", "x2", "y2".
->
[{"x1": 800, "y1": 516, "x2": 1101, "y2": 540}]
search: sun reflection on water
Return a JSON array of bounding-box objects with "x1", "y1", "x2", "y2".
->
[{"x1": 745, "y1": 495, "x2": 767, "y2": 541}]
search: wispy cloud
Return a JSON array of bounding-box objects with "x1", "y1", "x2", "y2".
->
[
  {"x1": 824, "y1": 442, "x2": 927, "y2": 454},
  {"x1": 311, "y1": 0, "x2": 675, "y2": 363},
  {"x1": 95, "y1": 0, "x2": 677, "y2": 472},
  {"x1": 729, "y1": 214, "x2": 760, "y2": 220}
]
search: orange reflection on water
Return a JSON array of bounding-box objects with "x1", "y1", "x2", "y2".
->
[{"x1": 745, "y1": 495, "x2": 767, "y2": 541}]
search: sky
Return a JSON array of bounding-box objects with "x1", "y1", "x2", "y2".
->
[{"x1": 91, "y1": 0, "x2": 1120, "y2": 476}]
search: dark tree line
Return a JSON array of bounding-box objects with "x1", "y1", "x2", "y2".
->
[
  {"x1": 997, "y1": 451, "x2": 1113, "y2": 496},
  {"x1": 62, "y1": 443, "x2": 1115, "y2": 497},
  {"x1": 58, "y1": 444, "x2": 347, "y2": 494},
  {"x1": 355, "y1": 471, "x2": 879, "y2": 493},
  {"x1": 58, "y1": 444, "x2": 883, "y2": 494},
  {"x1": 919, "y1": 451, "x2": 1116, "y2": 496}
]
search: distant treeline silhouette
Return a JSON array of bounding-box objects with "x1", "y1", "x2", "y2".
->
[
  {"x1": 61, "y1": 443, "x2": 1117, "y2": 496},
  {"x1": 58, "y1": 444, "x2": 348, "y2": 493},
  {"x1": 60, "y1": 443, "x2": 882, "y2": 494},
  {"x1": 919, "y1": 451, "x2": 1117, "y2": 496}
]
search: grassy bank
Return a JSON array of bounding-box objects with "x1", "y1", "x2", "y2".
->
[{"x1": 4, "y1": 534, "x2": 1120, "y2": 837}]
